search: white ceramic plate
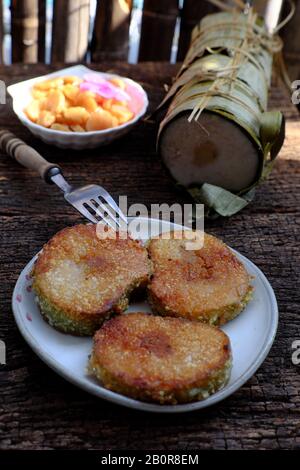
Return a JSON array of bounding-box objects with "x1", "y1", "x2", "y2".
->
[
  {"x1": 12, "y1": 219, "x2": 278, "y2": 413},
  {"x1": 7, "y1": 65, "x2": 148, "y2": 149}
]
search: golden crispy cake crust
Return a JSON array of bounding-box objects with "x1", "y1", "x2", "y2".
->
[
  {"x1": 32, "y1": 224, "x2": 151, "y2": 335},
  {"x1": 89, "y1": 313, "x2": 232, "y2": 404},
  {"x1": 148, "y1": 230, "x2": 252, "y2": 325}
]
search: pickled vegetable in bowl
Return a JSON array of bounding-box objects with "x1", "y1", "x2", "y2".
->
[
  {"x1": 24, "y1": 74, "x2": 135, "y2": 132},
  {"x1": 8, "y1": 65, "x2": 148, "y2": 148}
]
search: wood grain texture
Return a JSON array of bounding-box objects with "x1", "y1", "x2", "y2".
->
[{"x1": 0, "y1": 63, "x2": 299, "y2": 450}]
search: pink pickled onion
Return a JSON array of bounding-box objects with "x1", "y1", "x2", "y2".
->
[
  {"x1": 83, "y1": 73, "x2": 107, "y2": 85},
  {"x1": 81, "y1": 73, "x2": 130, "y2": 102}
]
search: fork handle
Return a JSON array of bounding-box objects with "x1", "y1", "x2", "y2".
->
[{"x1": 0, "y1": 130, "x2": 61, "y2": 183}]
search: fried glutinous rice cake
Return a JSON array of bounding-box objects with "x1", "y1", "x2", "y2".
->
[
  {"x1": 89, "y1": 313, "x2": 232, "y2": 404},
  {"x1": 147, "y1": 230, "x2": 252, "y2": 326},
  {"x1": 32, "y1": 224, "x2": 151, "y2": 336}
]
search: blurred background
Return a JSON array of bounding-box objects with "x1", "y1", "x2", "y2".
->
[{"x1": 0, "y1": 0, "x2": 299, "y2": 80}]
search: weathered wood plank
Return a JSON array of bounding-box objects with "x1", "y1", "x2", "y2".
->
[
  {"x1": 0, "y1": 63, "x2": 299, "y2": 450},
  {"x1": 138, "y1": 0, "x2": 179, "y2": 61},
  {"x1": 91, "y1": 0, "x2": 132, "y2": 62},
  {"x1": 51, "y1": 0, "x2": 90, "y2": 63}
]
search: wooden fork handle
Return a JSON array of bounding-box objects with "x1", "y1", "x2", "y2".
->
[{"x1": 0, "y1": 130, "x2": 61, "y2": 183}]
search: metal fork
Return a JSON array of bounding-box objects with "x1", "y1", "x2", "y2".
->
[{"x1": 0, "y1": 130, "x2": 127, "y2": 228}]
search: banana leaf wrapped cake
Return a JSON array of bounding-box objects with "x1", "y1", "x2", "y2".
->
[{"x1": 157, "y1": 8, "x2": 285, "y2": 217}]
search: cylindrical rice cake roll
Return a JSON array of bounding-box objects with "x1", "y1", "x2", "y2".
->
[{"x1": 157, "y1": 10, "x2": 285, "y2": 216}]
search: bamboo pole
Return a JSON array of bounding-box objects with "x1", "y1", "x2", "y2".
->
[
  {"x1": 177, "y1": 0, "x2": 218, "y2": 61},
  {"x1": 38, "y1": 0, "x2": 46, "y2": 62},
  {"x1": 0, "y1": 0, "x2": 3, "y2": 63},
  {"x1": 91, "y1": 0, "x2": 132, "y2": 62},
  {"x1": 138, "y1": 0, "x2": 179, "y2": 61},
  {"x1": 11, "y1": 0, "x2": 39, "y2": 63},
  {"x1": 280, "y1": 0, "x2": 300, "y2": 80},
  {"x1": 51, "y1": 0, "x2": 90, "y2": 63}
]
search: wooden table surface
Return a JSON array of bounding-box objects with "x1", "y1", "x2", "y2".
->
[{"x1": 0, "y1": 63, "x2": 299, "y2": 451}]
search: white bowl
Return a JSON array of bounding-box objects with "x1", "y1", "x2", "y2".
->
[{"x1": 7, "y1": 65, "x2": 149, "y2": 149}]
